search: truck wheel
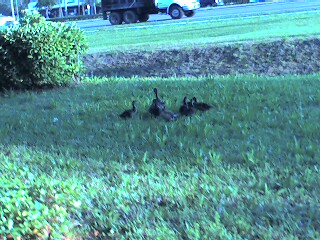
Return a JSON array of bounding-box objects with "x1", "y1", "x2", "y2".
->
[
  {"x1": 123, "y1": 10, "x2": 138, "y2": 24},
  {"x1": 170, "y1": 5, "x2": 183, "y2": 19},
  {"x1": 184, "y1": 10, "x2": 195, "y2": 17},
  {"x1": 109, "y1": 12, "x2": 122, "y2": 25},
  {"x1": 138, "y1": 14, "x2": 149, "y2": 22}
]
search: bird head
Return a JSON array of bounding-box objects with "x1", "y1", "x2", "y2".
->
[
  {"x1": 192, "y1": 97, "x2": 198, "y2": 103},
  {"x1": 183, "y1": 96, "x2": 188, "y2": 104}
]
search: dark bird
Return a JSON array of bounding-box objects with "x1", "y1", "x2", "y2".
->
[
  {"x1": 159, "y1": 109, "x2": 178, "y2": 122},
  {"x1": 154, "y1": 88, "x2": 165, "y2": 105},
  {"x1": 187, "y1": 98, "x2": 196, "y2": 116},
  {"x1": 179, "y1": 96, "x2": 189, "y2": 115},
  {"x1": 148, "y1": 88, "x2": 165, "y2": 117},
  {"x1": 192, "y1": 97, "x2": 213, "y2": 111},
  {"x1": 148, "y1": 99, "x2": 164, "y2": 117},
  {"x1": 119, "y1": 101, "x2": 137, "y2": 119},
  {"x1": 179, "y1": 96, "x2": 195, "y2": 116}
]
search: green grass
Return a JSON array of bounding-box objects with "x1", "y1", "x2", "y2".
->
[
  {"x1": 85, "y1": 12, "x2": 320, "y2": 53},
  {"x1": 1, "y1": 74, "x2": 320, "y2": 238},
  {"x1": 1, "y1": 9, "x2": 320, "y2": 239}
]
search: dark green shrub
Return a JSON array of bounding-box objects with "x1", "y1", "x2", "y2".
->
[{"x1": 0, "y1": 11, "x2": 88, "y2": 90}]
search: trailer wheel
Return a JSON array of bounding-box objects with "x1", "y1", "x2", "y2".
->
[
  {"x1": 169, "y1": 5, "x2": 183, "y2": 19},
  {"x1": 109, "y1": 12, "x2": 123, "y2": 25},
  {"x1": 123, "y1": 10, "x2": 138, "y2": 24},
  {"x1": 138, "y1": 14, "x2": 149, "y2": 22},
  {"x1": 184, "y1": 10, "x2": 195, "y2": 17}
]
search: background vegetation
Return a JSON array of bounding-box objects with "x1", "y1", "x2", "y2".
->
[
  {"x1": 83, "y1": 37, "x2": 320, "y2": 77},
  {"x1": 82, "y1": 12, "x2": 320, "y2": 77},
  {"x1": 84, "y1": 12, "x2": 320, "y2": 53}
]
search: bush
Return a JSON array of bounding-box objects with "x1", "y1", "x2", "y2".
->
[
  {"x1": 0, "y1": 11, "x2": 88, "y2": 90},
  {"x1": 0, "y1": 164, "x2": 83, "y2": 239}
]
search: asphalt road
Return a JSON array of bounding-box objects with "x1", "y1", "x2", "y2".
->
[{"x1": 74, "y1": 1, "x2": 320, "y2": 29}]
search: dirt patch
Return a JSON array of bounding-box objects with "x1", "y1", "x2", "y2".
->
[{"x1": 82, "y1": 38, "x2": 320, "y2": 77}]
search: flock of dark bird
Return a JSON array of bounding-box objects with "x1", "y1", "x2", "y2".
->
[{"x1": 119, "y1": 88, "x2": 213, "y2": 121}]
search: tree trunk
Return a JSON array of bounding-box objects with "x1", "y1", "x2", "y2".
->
[
  {"x1": 10, "y1": 0, "x2": 15, "y2": 20},
  {"x1": 15, "y1": 0, "x2": 20, "y2": 20},
  {"x1": 78, "y1": 0, "x2": 80, "y2": 15},
  {"x1": 64, "y1": 0, "x2": 68, "y2": 16},
  {"x1": 45, "y1": 8, "x2": 49, "y2": 18},
  {"x1": 93, "y1": 0, "x2": 96, "y2": 15},
  {"x1": 59, "y1": 7, "x2": 63, "y2": 17}
]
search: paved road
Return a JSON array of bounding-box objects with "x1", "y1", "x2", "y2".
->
[{"x1": 74, "y1": 1, "x2": 320, "y2": 29}]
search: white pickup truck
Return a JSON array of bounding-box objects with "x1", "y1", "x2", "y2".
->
[{"x1": 101, "y1": 0, "x2": 200, "y2": 25}]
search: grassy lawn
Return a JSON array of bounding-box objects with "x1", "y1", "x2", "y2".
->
[
  {"x1": 1, "y1": 8, "x2": 320, "y2": 239},
  {"x1": 1, "y1": 74, "x2": 320, "y2": 238},
  {"x1": 85, "y1": 12, "x2": 320, "y2": 53}
]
